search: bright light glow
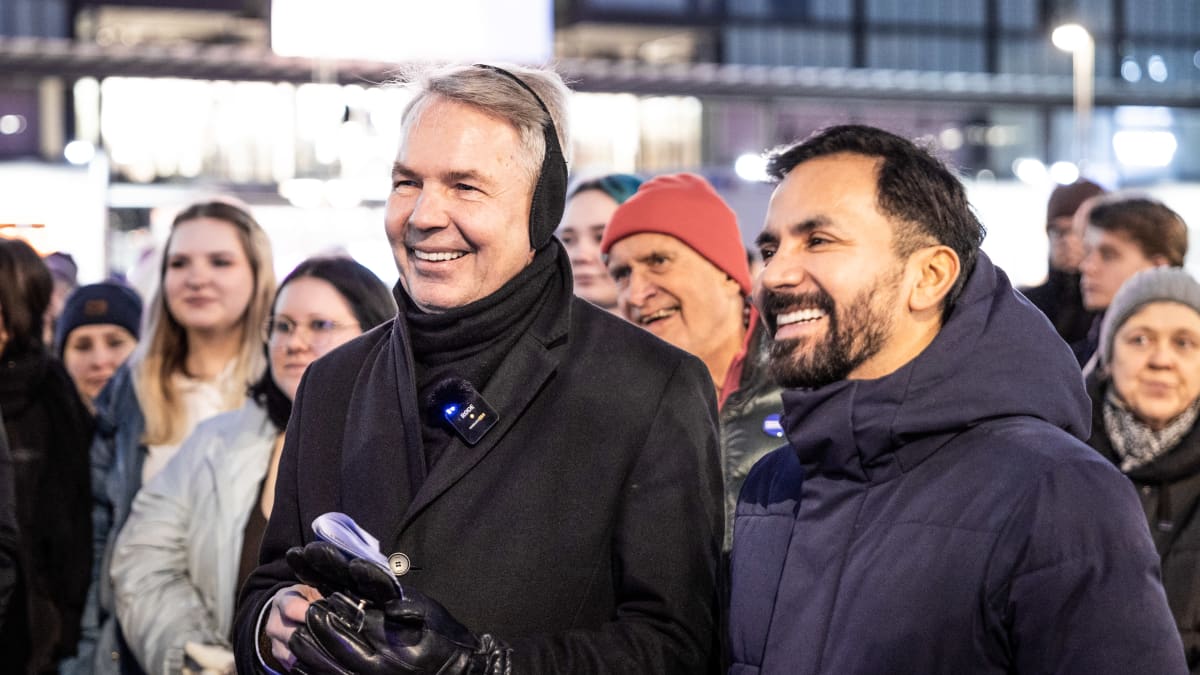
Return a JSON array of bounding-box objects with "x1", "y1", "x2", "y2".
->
[
  {"x1": 1147, "y1": 55, "x2": 1168, "y2": 82},
  {"x1": 323, "y1": 178, "x2": 362, "y2": 210},
  {"x1": 0, "y1": 114, "x2": 26, "y2": 135},
  {"x1": 1194, "y1": 50, "x2": 1200, "y2": 70},
  {"x1": 1113, "y1": 130, "x2": 1177, "y2": 168},
  {"x1": 986, "y1": 126, "x2": 1015, "y2": 147},
  {"x1": 734, "y1": 153, "x2": 770, "y2": 182},
  {"x1": 1052, "y1": 23, "x2": 1092, "y2": 53},
  {"x1": 63, "y1": 140, "x2": 95, "y2": 165},
  {"x1": 101, "y1": 77, "x2": 305, "y2": 185},
  {"x1": 73, "y1": 78, "x2": 101, "y2": 144},
  {"x1": 278, "y1": 178, "x2": 326, "y2": 209},
  {"x1": 271, "y1": 0, "x2": 552, "y2": 63},
  {"x1": 1115, "y1": 105, "x2": 1173, "y2": 127},
  {"x1": 939, "y1": 128, "x2": 963, "y2": 151},
  {"x1": 1121, "y1": 59, "x2": 1143, "y2": 82},
  {"x1": 1049, "y1": 161, "x2": 1080, "y2": 185},
  {"x1": 570, "y1": 93, "x2": 641, "y2": 173},
  {"x1": 1013, "y1": 158, "x2": 1048, "y2": 185}
]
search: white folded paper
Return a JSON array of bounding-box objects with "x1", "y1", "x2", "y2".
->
[{"x1": 311, "y1": 511, "x2": 391, "y2": 572}]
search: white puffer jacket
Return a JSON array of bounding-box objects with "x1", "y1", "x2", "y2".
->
[{"x1": 111, "y1": 400, "x2": 276, "y2": 675}]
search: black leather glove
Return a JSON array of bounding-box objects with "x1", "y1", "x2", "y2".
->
[
  {"x1": 286, "y1": 541, "x2": 358, "y2": 598},
  {"x1": 289, "y1": 557, "x2": 512, "y2": 675}
]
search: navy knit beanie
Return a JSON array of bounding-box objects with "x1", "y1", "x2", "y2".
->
[{"x1": 54, "y1": 282, "x2": 143, "y2": 357}]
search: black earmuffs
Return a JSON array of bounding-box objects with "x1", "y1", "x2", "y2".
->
[{"x1": 473, "y1": 64, "x2": 568, "y2": 250}]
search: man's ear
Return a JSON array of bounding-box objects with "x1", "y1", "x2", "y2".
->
[
  {"x1": 1150, "y1": 255, "x2": 1170, "y2": 267},
  {"x1": 907, "y1": 245, "x2": 960, "y2": 313}
]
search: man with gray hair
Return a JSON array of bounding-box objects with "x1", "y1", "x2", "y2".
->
[{"x1": 232, "y1": 63, "x2": 723, "y2": 674}]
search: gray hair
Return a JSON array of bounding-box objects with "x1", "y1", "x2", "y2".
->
[{"x1": 397, "y1": 63, "x2": 572, "y2": 186}]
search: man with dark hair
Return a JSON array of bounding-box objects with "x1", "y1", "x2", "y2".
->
[
  {"x1": 233, "y1": 63, "x2": 722, "y2": 675},
  {"x1": 728, "y1": 124, "x2": 1185, "y2": 674},
  {"x1": 1021, "y1": 180, "x2": 1106, "y2": 344},
  {"x1": 1076, "y1": 195, "x2": 1188, "y2": 364}
]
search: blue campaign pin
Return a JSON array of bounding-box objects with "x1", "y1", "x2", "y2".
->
[{"x1": 762, "y1": 413, "x2": 784, "y2": 438}]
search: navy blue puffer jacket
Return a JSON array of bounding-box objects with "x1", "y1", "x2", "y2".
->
[{"x1": 729, "y1": 252, "x2": 1186, "y2": 674}]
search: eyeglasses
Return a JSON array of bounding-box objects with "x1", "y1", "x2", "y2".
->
[{"x1": 262, "y1": 316, "x2": 359, "y2": 348}]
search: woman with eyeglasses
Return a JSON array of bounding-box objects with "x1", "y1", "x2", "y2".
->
[
  {"x1": 73, "y1": 201, "x2": 276, "y2": 675},
  {"x1": 109, "y1": 256, "x2": 395, "y2": 675}
]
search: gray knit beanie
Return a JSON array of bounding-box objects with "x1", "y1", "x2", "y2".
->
[{"x1": 1099, "y1": 267, "x2": 1200, "y2": 370}]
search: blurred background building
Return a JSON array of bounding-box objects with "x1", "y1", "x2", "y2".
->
[{"x1": 0, "y1": 0, "x2": 1197, "y2": 287}]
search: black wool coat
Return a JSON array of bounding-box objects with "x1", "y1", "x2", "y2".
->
[{"x1": 233, "y1": 296, "x2": 725, "y2": 674}]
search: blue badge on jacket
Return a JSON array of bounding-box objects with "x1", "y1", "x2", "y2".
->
[{"x1": 763, "y1": 413, "x2": 784, "y2": 438}]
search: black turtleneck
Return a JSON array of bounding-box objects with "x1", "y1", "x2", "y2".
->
[{"x1": 396, "y1": 243, "x2": 569, "y2": 470}]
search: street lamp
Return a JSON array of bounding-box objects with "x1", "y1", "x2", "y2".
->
[{"x1": 1052, "y1": 23, "x2": 1095, "y2": 167}]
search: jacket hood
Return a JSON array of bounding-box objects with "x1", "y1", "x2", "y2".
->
[{"x1": 781, "y1": 251, "x2": 1091, "y2": 482}]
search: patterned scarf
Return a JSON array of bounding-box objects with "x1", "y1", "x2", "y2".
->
[{"x1": 1102, "y1": 383, "x2": 1200, "y2": 472}]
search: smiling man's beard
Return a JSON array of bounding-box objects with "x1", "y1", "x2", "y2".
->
[{"x1": 762, "y1": 266, "x2": 902, "y2": 389}]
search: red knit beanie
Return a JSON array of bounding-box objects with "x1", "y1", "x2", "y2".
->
[{"x1": 600, "y1": 173, "x2": 751, "y2": 295}]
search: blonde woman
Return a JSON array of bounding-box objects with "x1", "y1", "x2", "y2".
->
[
  {"x1": 111, "y1": 256, "x2": 395, "y2": 675},
  {"x1": 71, "y1": 201, "x2": 274, "y2": 675}
]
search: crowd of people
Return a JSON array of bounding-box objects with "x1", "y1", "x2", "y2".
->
[{"x1": 0, "y1": 60, "x2": 1198, "y2": 674}]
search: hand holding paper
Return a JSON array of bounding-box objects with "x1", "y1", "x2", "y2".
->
[{"x1": 286, "y1": 512, "x2": 511, "y2": 675}]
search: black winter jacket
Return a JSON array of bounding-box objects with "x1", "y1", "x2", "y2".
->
[
  {"x1": 0, "y1": 414, "x2": 17, "y2": 624},
  {"x1": 1020, "y1": 269, "x2": 1096, "y2": 344},
  {"x1": 0, "y1": 348, "x2": 93, "y2": 673},
  {"x1": 719, "y1": 322, "x2": 782, "y2": 551},
  {"x1": 1088, "y1": 372, "x2": 1200, "y2": 671}
]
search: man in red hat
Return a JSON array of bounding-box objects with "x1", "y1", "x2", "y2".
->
[{"x1": 602, "y1": 173, "x2": 782, "y2": 550}]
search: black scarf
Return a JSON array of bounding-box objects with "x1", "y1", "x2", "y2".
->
[
  {"x1": 337, "y1": 241, "x2": 574, "y2": 542},
  {"x1": 393, "y1": 242, "x2": 572, "y2": 471}
]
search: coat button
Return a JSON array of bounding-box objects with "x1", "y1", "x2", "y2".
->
[{"x1": 388, "y1": 552, "x2": 411, "y2": 576}]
